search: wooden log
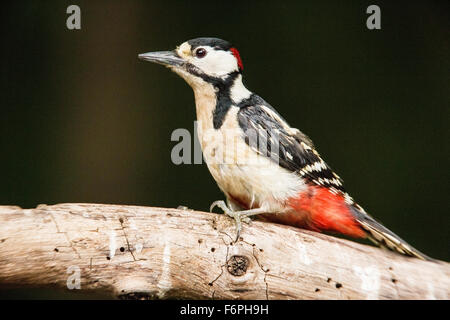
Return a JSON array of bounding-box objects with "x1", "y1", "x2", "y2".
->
[{"x1": 0, "y1": 203, "x2": 448, "y2": 299}]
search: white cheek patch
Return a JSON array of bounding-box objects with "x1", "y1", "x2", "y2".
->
[{"x1": 193, "y1": 46, "x2": 239, "y2": 77}]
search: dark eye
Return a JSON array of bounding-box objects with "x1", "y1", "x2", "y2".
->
[{"x1": 195, "y1": 48, "x2": 207, "y2": 58}]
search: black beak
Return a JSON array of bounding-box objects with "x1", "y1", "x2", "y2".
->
[{"x1": 138, "y1": 50, "x2": 185, "y2": 67}]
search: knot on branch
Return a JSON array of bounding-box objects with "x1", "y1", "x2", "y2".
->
[{"x1": 227, "y1": 255, "x2": 249, "y2": 276}]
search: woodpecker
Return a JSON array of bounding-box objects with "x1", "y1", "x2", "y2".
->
[{"x1": 139, "y1": 37, "x2": 430, "y2": 260}]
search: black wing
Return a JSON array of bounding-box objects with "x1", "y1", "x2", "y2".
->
[{"x1": 237, "y1": 94, "x2": 345, "y2": 193}]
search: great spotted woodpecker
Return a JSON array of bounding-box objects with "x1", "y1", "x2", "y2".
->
[{"x1": 139, "y1": 37, "x2": 430, "y2": 260}]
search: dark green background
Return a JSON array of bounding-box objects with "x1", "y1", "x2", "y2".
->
[{"x1": 1, "y1": 0, "x2": 449, "y2": 272}]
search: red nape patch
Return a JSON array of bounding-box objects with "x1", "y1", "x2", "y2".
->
[
  {"x1": 287, "y1": 187, "x2": 365, "y2": 238},
  {"x1": 230, "y1": 47, "x2": 244, "y2": 70}
]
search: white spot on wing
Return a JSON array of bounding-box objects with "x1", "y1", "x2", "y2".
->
[
  {"x1": 259, "y1": 104, "x2": 298, "y2": 135},
  {"x1": 344, "y1": 193, "x2": 354, "y2": 205},
  {"x1": 301, "y1": 142, "x2": 312, "y2": 150}
]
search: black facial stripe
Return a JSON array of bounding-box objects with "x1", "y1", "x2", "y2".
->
[
  {"x1": 185, "y1": 63, "x2": 223, "y2": 85},
  {"x1": 212, "y1": 71, "x2": 240, "y2": 129},
  {"x1": 185, "y1": 62, "x2": 240, "y2": 129}
]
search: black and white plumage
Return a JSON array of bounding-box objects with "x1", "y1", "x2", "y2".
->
[
  {"x1": 237, "y1": 95, "x2": 429, "y2": 259},
  {"x1": 139, "y1": 37, "x2": 431, "y2": 260},
  {"x1": 237, "y1": 96, "x2": 345, "y2": 192}
]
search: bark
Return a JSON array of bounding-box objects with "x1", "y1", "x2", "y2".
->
[{"x1": 0, "y1": 203, "x2": 448, "y2": 299}]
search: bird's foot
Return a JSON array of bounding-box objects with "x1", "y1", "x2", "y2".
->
[{"x1": 210, "y1": 200, "x2": 251, "y2": 242}]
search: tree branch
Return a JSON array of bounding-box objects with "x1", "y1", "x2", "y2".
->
[{"x1": 0, "y1": 203, "x2": 448, "y2": 299}]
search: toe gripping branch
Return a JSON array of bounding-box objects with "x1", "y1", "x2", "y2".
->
[{"x1": 210, "y1": 200, "x2": 265, "y2": 242}]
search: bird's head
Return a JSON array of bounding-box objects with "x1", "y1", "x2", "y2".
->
[{"x1": 139, "y1": 37, "x2": 244, "y2": 89}]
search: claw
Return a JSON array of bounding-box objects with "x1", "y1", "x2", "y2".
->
[
  {"x1": 209, "y1": 200, "x2": 239, "y2": 242},
  {"x1": 241, "y1": 215, "x2": 252, "y2": 224},
  {"x1": 209, "y1": 200, "x2": 230, "y2": 214},
  {"x1": 209, "y1": 200, "x2": 254, "y2": 242},
  {"x1": 234, "y1": 219, "x2": 241, "y2": 242},
  {"x1": 229, "y1": 212, "x2": 242, "y2": 242}
]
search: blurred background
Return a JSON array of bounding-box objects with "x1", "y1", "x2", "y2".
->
[{"x1": 0, "y1": 0, "x2": 448, "y2": 275}]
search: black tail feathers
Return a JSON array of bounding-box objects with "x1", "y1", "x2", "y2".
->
[{"x1": 348, "y1": 205, "x2": 432, "y2": 261}]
